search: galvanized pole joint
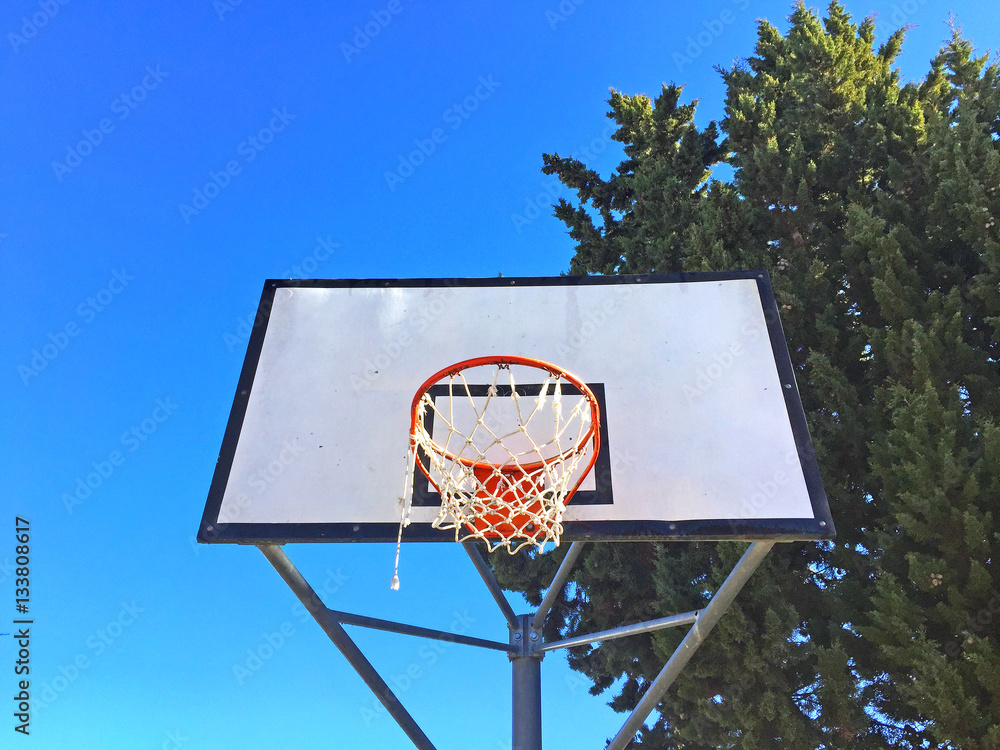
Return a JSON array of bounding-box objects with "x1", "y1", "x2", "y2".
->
[
  {"x1": 510, "y1": 614, "x2": 544, "y2": 661},
  {"x1": 511, "y1": 614, "x2": 543, "y2": 750}
]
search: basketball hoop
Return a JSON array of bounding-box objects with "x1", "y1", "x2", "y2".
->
[{"x1": 392, "y1": 356, "x2": 600, "y2": 588}]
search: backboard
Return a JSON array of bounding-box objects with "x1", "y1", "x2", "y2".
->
[{"x1": 198, "y1": 272, "x2": 834, "y2": 545}]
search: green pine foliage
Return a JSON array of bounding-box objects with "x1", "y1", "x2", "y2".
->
[{"x1": 490, "y1": 3, "x2": 1000, "y2": 747}]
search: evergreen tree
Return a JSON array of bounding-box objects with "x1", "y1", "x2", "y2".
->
[{"x1": 491, "y1": 4, "x2": 1000, "y2": 747}]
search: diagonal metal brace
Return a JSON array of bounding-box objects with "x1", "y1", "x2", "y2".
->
[
  {"x1": 463, "y1": 541, "x2": 520, "y2": 629},
  {"x1": 258, "y1": 544, "x2": 437, "y2": 750},
  {"x1": 605, "y1": 541, "x2": 774, "y2": 750},
  {"x1": 531, "y1": 542, "x2": 585, "y2": 631}
]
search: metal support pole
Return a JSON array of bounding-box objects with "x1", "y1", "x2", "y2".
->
[
  {"x1": 531, "y1": 542, "x2": 585, "y2": 631},
  {"x1": 463, "y1": 541, "x2": 520, "y2": 629},
  {"x1": 511, "y1": 614, "x2": 543, "y2": 750},
  {"x1": 258, "y1": 544, "x2": 437, "y2": 750},
  {"x1": 606, "y1": 542, "x2": 774, "y2": 750}
]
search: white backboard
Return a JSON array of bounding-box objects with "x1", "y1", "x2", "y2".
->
[{"x1": 199, "y1": 273, "x2": 833, "y2": 544}]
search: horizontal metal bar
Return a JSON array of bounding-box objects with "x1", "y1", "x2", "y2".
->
[
  {"x1": 533, "y1": 610, "x2": 700, "y2": 653},
  {"x1": 606, "y1": 542, "x2": 774, "y2": 750},
  {"x1": 463, "y1": 542, "x2": 520, "y2": 629},
  {"x1": 258, "y1": 544, "x2": 436, "y2": 750},
  {"x1": 531, "y1": 541, "x2": 585, "y2": 631},
  {"x1": 330, "y1": 608, "x2": 515, "y2": 653}
]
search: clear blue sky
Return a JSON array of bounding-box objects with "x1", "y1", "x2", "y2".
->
[{"x1": 1, "y1": 1, "x2": 996, "y2": 748}]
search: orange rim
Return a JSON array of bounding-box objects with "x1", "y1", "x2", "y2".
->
[{"x1": 409, "y1": 356, "x2": 601, "y2": 508}]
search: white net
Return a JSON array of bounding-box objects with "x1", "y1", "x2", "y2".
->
[{"x1": 392, "y1": 359, "x2": 598, "y2": 588}]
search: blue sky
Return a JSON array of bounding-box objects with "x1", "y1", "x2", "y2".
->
[{"x1": 1, "y1": 1, "x2": 997, "y2": 748}]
